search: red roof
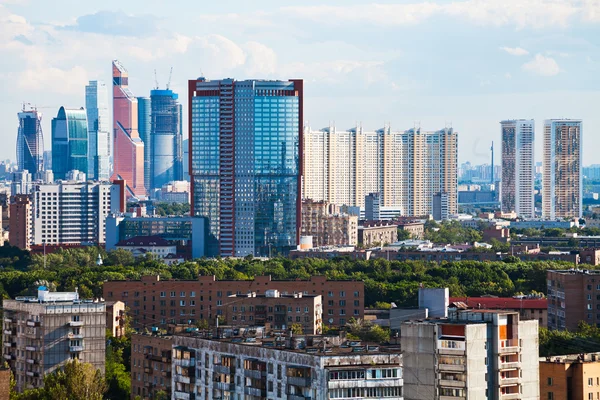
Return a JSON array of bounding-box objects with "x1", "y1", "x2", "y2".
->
[{"x1": 449, "y1": 297, "x2": 547, "y2": 310}]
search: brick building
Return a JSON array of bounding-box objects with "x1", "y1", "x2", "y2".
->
[
  {"x1": 103, "y1": 275, "x2": 363, "y2": 330},
  {"x1": 131, "y1": 332, "x2": 173, "y2": 400},
  {"x1": 8, "y1": 194, "x2": 31, "y2": 250},
  {"x1": 540, "y1": 352, "x2": 600, "y2": 400},
  {"x1": 358, "y1": 221, "x2": 398, "y2": 247},
  {"x1": 0, "y1": 368, "x2": 9, "y2": 400},
  {"x1": 396, "y1": 221, "x2": 424, "y2": 239},
  {"x1": 301, "y1": 200, "x2": 358, "y2": 246},
  {"x1": 547, "y1": 269, "x2": 600, "y2": 330}
]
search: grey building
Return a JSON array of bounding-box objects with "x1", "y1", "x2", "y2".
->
[
  {"x1": 85, "y1": 80, "x2": 111, "y2": 180},
  {"x1": 138, "y1": 97, "x2": 152, "y2": 191},
  {"x1": 172, "y1": 332, "x2": 403, "y2": 400},
  {"x1": 432, "y1": 192, "x2": 449, "y2": 221},
  {"x1": 2, "y1": 287, "x2": 106, "y2": 392}
]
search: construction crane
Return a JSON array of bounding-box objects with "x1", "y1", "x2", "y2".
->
[
  {"x1": 166, "y1": 67, "x2": 173, "y2": 90},
  {"x1": 154, "y1": 69, "x2": 159, "y2": 90},
  {"x1": 21, "y1": 102, "x2": 60, "y2": 112}
]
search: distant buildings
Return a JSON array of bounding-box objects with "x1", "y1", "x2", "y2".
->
[
  {"x1": 111, "y1": 60, "x2": 146, "y2": 199},
  {"x1": 115, "y1": 235, "x2": 178, "y2": 260},
  {"x1": 402, "y1": 310, "x2": 539, "y2": 400},
  {"x1": 16, "y1": 106, "x2": 44, "y2": 177},
  {"x1": 547, "y1": 269, "x2": 600, "y2": 331},
  {"x1": 358, "y1": 221, "x2": 398, "y2": 247},
  {"x1": 301, "y1": 200, "x2": 358, "y2": 247},
  {"x1": 51, "y1": 107, "x2": 88, "y2": 180},
  {"x1": 85, "y1": 80, "x2": 111, "y2": 180},
  {"x1": 540, "y1": 352, "x2": 600, "y2": 400},
  {"x1": 543, "y1": 119, "x2": 582, "y2": 219},
  {"x1": 189, "y1": 78, "x2": 303, "y2": 257},
  {"x1": 8, "y1": 194, "x2": 31, "y2": 250},
  {"x1": 302, "y1": 125, "x2": 458, "y2": 216},
  {"x1": 433, "y1": 191, "x2": 449, "y2": 221},
  {"x1": 154, "y1": 181, "x2": 190, "y2": 203},
  {"x1": 137, "y1": 96, "x2": 151, "y2": 191},
  {"x1": 501, "y1": 119, "x2": 535, "y2": 219},
  {"x1": 131, "y1": 332, "x2": 172, "y2": 399},
  {"x1": 2, "y1": 287, "x2": 106, "y2": 393}
]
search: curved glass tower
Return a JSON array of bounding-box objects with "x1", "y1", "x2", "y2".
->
[
  {"x1": 16, "y1": 106, "x2": 44, "y2": 175},
  {"x1": 150, "y1": 89, "x2": 182, "y2": 191},
  {"x1": 51, "y1": 107, "x2": 89, "y2": 180}
]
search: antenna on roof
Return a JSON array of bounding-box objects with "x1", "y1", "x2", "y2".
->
[{"x1": 166, "y1": 67, "x2": 173, "y2": 90}]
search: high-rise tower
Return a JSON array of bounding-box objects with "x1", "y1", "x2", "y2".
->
[
  {"x1": 111, "y1": 60, "x2": 146, "y2": 198},
  {"x1": 189, "y1": 78, "x2": 303, "y2": 257},
  {"x1": 543, "y1": 119, "x2": 582, "y2": 219},
  {"x1": 85, "y1": 80, "x2": 111, "y2": 180},
  {"x1": 16, "y1": 105, "x2": 44, "y2": 175},
  {"x1": 51, "y1": 107, "x2": 89, "y2": 180},
  {"x1": 501, "y1": 119, "x2": 535, "y2": 218},
  {"x1": 137, "y1": 96, "x2": 151, "y2": 190}
]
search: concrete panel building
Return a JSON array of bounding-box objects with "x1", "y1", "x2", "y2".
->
[
  {"x1": 401, "y1": 310, "x2": 539, "y2": 400},
  {"x1": 2, "y1": 288, "x2": 106, "y2": 393},
  {"x1": 540, "y1": 352, "x2": 600, "y2": 400},
  {"x1": 547, "y1": 269, "x2": 600, "y2": 331}
]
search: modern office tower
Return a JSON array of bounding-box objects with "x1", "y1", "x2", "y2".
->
[
  {"x1": 303, "y1": 125, "x2": 458, "y2": 216},
  {"x1": 104, "y1": 275, "x2": 363, "y2": 330},
  {"x1": 172, "y1": 333, "x2": 403, "y2": 400},
  {"x1": 31, "y1": 181, "x2": 114, "y2": 245},
  {"x1": 8, "y1": 194, "x2": 31, "y2": 250},
  {"x1": 150, "y1": 89, "x2": 183, "y2": 191},
  {"x1": 182, "y1": 138, "x2": 189, "y2": 180},
  {"x1": 85, "y1": 80, "x2": 111, "y2": 180},
  {"x1": 402, "y1": 310, "x2": 539, "y2": 400},
  {"x1": 16, "y1": 106, "x2": 44, "y2": 175},
  {"x1": 51, "y1": 107, "x2": 88, "y2": 180},
  {"x1": 111, "y1": 60, "x2": 146, "y2": 199},
  {"x1": 500, "y1": 120, "x2": 535, "y2": 218},
  {"x1": 137, "y1": 96, "x2": 151, "y2": 190},
  {"x1": 43, "y1": 150, "x2": 52, "y2": 171},
  {"x1": 543, "y1": 119, "x2": 582, "y2": 219},
  {"x1": 2, "y1": 287, "x2": 106, "y2": 393},
  {"x1": 10, "y1": 170, "x2": 32, "y2": 195},
  {"x1": 189, "y1": 78, "x2": 303, "y2": 257}
]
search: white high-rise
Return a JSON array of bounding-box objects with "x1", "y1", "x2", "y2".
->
[
  {"x1": 543, "y1": 119, "x2": 582, "y2": 219},
  {"x1": 500, "y1": 120, "x2": 535, "y2": 218},
  {"x1": 85, "y1": 80, "x2": 111, "y2": 180},
  {"x1": 303, "y1": 125, "x2": 458, "y2": 216}
]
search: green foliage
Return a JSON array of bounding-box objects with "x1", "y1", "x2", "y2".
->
[
  {"x1": 369, "y1": 301, "x2": 392, "y2": 309},
  {"x1": 397, "y1": 229, "x2": 412, "y2": 241},
  {"x1": 289, "y1": 323, "x2": 304, "y2": 335},
  {"x1": 345, "y1": 318, "x2": 390, "y2": 343},
  {"x1": 424, "y1": 221, "x2": 482, "y2": 244},
  {"x1": 153, "y1": 202, "x2": 190, "y2": 217},
  {"x1": 540, "y1": 322, "x2": 600, "y2": 356}
]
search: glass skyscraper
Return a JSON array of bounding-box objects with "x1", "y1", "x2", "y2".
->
[
  {"x1": 16, "y1": 106, "x2": 44, "y2": 175},
  {"x1": 137, "y1": 96, "x2": 151, "y2": 191},
  {"x1": 189, "y1": 78, "x2": 303, "y2": 257},
  {"x1": 51, "y1": 107, "x2": 89, "y2": 180},
  {"x1": 85, "y1": 80, "x2": 111, "y2": 180},
  {"x1": 150, "y1": 89, "x2": 183, "y2": 191}
]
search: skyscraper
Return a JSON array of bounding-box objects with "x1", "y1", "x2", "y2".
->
[
  {"x1": 85, "y1": 80, "x2": 111, "y2": 180},
  {"x1": 111, "y1": 60, "x2": 146, "y2": 199},
  {"x1": 137, "y1": 96, "x2": 151, "y2": 190},
  {"x1": 51, "y1": 107, "x2": 88, "y2": 180},
  {"x1": 303, "y1": 125, "x2": 458, "y2": 216},
  {"x1": 16, "y1": 106, "x2": 44, "y2": 175},
  {"x1": 500, "y1": 119, "x2": 535, "y2": 218},
  {"x1": 150, "y1": 89, "x2": 183, "y2": 191},
  {"x1": 543, "y1": 119, "x2": 582, "y2": 219},
  {"x1": 189, "y1": 78, "x2": 302, "y2": 257}
]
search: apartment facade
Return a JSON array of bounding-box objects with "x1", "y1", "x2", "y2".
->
[
  {"x1": 358, "y1": 221, "x2": 398, "y2": 247},
  {"x1": 543, "y1": 119, "x2": 582, "y2": 219},
  {"x1": 547, "y1": 269, "x2": 600, "y2": 331},
  {"x1": 172, "y1": 333, "x2": 403, "y2": 400},
  {"x1": 401, "y1": 310, "x2": 539, "y2": 400},
  {"x1": 302, "y1": 125, "x2": 458, "y2": 215},
  {"x1": 103, "y1": 275, "x2": 363, "y2": 330},
  {"x1": 32, "y1": 181, "x2": 115, "y2": 245},
  {"x1": 8, "y1": 194, "x2": 31, "y2": 250},
  {"x1": 540, "y1": 352, "x2": 600, "y2": 400},
  {"x1": 2, "y1": 288, "x2": 106, "y2": 392},
  {"x1": 189, "y1": 78, "x2": 303, "y2": 257},
  {"x1": 301, "y1": 200, "x2": 358, "y2": 247},
  {"x1": 500, "y1": 120, "x2": 535, "y2": 218},
  {"x1": 131, "y1": 333, "x2": 173, "y2": 400}
]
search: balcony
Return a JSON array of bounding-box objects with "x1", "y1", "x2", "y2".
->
[
  {"x1": 173, "y1": 358, "x2": 195, "y2": 368},
  {"x1": 26, "y1": 320, "x2": 40, "y2": 327},
  {"x1": 174, "y1": 391, "x2": 191, "y2": 400},
  {"x1": 437, "y1": 340, "x2": 466, "y2": 355},
  {"x1": 68, "y1": 321, "x2": 84, "y2": 327},
  {"x1": 440, "y1": 396, "x2": 466, "y2": 400},
  {"x1": 498, "y1": 340, "x2": 519, "y2": 354},
  {"x1": 144, "y1": 367, "x2": 153, "y2": 374},
  {"x1": 499, "y1": 377, "x2": 521, "y2": 386},
  {"x1": 26, "y1": 359, "x2": 37, "y2": 364},
  {"x1": 3, "y1": 342, "x2": 15, "y2": 348},
  {"x1": 440, "y1": 379, "x2": 466, "y2": 388},
  {"x1": 499, "y1": 362, "x2": 521, "y2": 370},
  {"x1": 214, "y1": 382, "x2": 235, "y2": 391},
  {"x1": 3, "y1": 354, "x2": 14, "y2": 360},
  {"x1": 500, "y1": 393, "x2": 521, "y2": 400},
  {"x1": 438, "y1": 363, "x2": 466, "y2": 373},
  {"x1": 244, "y1": 387, "x2": 266, "y2": 397},
  {"x1": 25, "y1": 346, "x2": 37, "y2": 352},
  {"x1": 214, "y1": 365, "x2": 234, "y2": 375},
  {"x1": 244, "y1": 369, "x2": 266, "y2": 379},
  {"x1": 161, "y1": 356, "x2": 171, "y2": 363},
  {"x1": 145, "y1": 353, "x2": 162, "y2": 362},
  {"x1": 26, "y1": 371, "x2": 39, "y2": 377},
  {"x1": 69, "y1": 346, "x2": 84, "y2": 352},
  {"x1": 4, "y1": 318, "x2": 12, "y2": 323},
  {"x1": 162, "y1": 370, "x2": 171, "y2": 378},
  {"x1": 3, "y1": 329, "x2": 15, "y2": 336},
  {"x1": 287, "y1": 376, "x2": 312, "y2": 387},
  {"x1": 68, "y1": 333, "x2": 84, "y2": 339},
  {"x1": 175, "y1": 375, "x2": 194, "y2": 384}
]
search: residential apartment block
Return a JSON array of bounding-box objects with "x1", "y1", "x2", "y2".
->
[
  {"x1": 8, "y1": 194, "x2": 31, "y2": 250},
  {"x1": 131, "y1": 332, "x2": 173, "y2": 400},
  {"x1": 501, "y1": 120, "x2": 535, "y2": 218},
  {"x1": 540, "y1": 352, "x2": 600, "y2": 400},
  {"x1": 302, "y1": 125, "x2": 458, "y2": 215},
  {"x1": 2, "y1": 288, "x2": 106, "y2": 392},
  {"x1": 547, "y1": 269, "x2": 600, "y2": 331},
  {"x1": 301, "y1": 200, "x2": 358, "y2": 247},
  {"x1": 172, "y1": 332, "x2": 403, "y2": 400},
  {"x1": 543, "y1": 119, "x2": 582, "y2": 219},
  {"x1": 103, "y1": 275, "x2": 363, "y2": 330},
  {"x1": 358, "y1": 221, "x2": 398, "y2": 247},
  {"x1": 401, "y1": 310, "x2": 539, "y2": 400}
]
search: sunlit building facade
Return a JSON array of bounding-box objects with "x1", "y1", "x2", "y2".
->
[
  {"x1": 111, "y1": 60, "x2": 146, "y2": 199},
  {"x1": 51, "y1": 107, "x2": 88, "y2": 180},
  {"x1": 189, "y1": 78, "x2": 302, "y2": 257},
  {"x1": 16, "y1": 107, "x2": 44, "y2": 175},
  {"x1": 137, "y1": 96, "x2": 151, "y2": 191},
  {"x1": 85, "y1": 80, "x2": 111, "y2": 180}
]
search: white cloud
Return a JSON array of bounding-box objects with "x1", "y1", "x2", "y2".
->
[
  {"x1": 500, "y1": 46, "x2": 529, "y2": 56},
  {"x1": 522, "y1": 54, "x2": 561, "y2": 76}
]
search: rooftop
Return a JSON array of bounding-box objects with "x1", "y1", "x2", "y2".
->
[
  {"x1": 116, "y1": 235, "x2": 172, "y2": 247},
  {"x1": 540, "y1": 352, "x2": 600, "y2": 363},
  {"x1": 450, "y1": 297, "x2": 547, "y2": 310}
]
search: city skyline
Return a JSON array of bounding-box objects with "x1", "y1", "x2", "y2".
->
[{"x1": 2, "y1": 1, "x2": 600, "y2": 165}]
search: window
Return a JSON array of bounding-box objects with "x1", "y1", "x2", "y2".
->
[
  {"x1": 180, "y1": 301, "x2": 186, "y2": 307},
  {"x1": 328, "y1": 291, "x2": 334, "y2": 297},
  {"x1": 190, "y1": 291, "x2": 196, "y2": 297},
  {"x1": 354, "y1": 291, "x2": 360, "y2": 297},
  {"x1": 589, "y1": 378, "x2": 594, "y2": 386},
  {"x1": 216, "y1": 300, "x2": 222, "y2": 306},
  {"x1": 547, "y1": 377, "x2": 553, "y2": 386},
  {"x1": 340, "y1": 291, "x2": 346, "y2": 297},
  {"x1": 180, "y1": 291, "x2": 186, "y2": 297},
  {"x1": 170, "y1": 291, "x2": 176, "y2": 297},
  {"x1": 548, "y1": 393, "x2": 554, "y2": 400}
]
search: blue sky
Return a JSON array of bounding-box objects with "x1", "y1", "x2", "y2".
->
[{"x1": 1, "y1": 0, "x2": 600, "y2": 164}]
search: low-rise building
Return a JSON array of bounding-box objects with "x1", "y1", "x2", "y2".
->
[
  {"x1": 2, "y1": 287, "x2": 106, "y2": 392},
  {"x1": 483, "y1": 225, "x2": 511, "y2": 243},
  {"x1": 396, "y1": 222, "x2": 424, "y2": 239},
  {"x1": 402, "y1": 310, "x2": 539, "y2": 400},
  {"x1": 540, "y1": 352, "x2": 600, "y2": 400},
  {"x1": 450, "y1": 296, "x2": 547, "y2": 328},
  {"x1": 172, "y1": 332, "x2": 404, "y2": 400},
  {"x1": 225, "y1": 291, "x2": 322, "y2": 334},
  {"x1": 358, "y1": 221, "x2": 398, "y2": 247},
  {"x1": 131, "y1": 332, "x2": 173, "y2": 400},
  {"x1": 115, "y1": 235, "x2": 178, "y2": 260},
  {"x1": 301, "y1": 200, "x2": 358, "y2": 247}
]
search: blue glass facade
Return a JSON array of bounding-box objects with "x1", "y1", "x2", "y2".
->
[
  {"x1": 51, "y1": 107, "x2": 89, "y2": 180},
  {"x1": 137, "y1": 97, "x2": 151, "y2": 190}
]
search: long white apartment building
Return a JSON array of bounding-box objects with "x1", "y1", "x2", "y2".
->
[
  {"x1": 172, "y1": 332, "x2": 403, "y2": 400},
  {"x1": 32, "y1": 181, "x2": 122, "y2": 245},
  {"x1": 500, "y1": 120, "x2": 535, "y2": 219},
  {"x1": 303, "y1": 125, "x2": 458, "y2": 216},
  {"x1": 401, "y1": 309, "x2": 539, "y2": 400}
]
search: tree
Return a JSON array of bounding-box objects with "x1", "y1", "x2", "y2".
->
[
  {"x1": 195, "y1": 319, "x2": 209, "y2": 330},
  {"x1": 289, "y1": 323, "x2": 303, "y2": 335},
  {"x1": 397, "y1": 229, "x2": 411, "y2": 241}
]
